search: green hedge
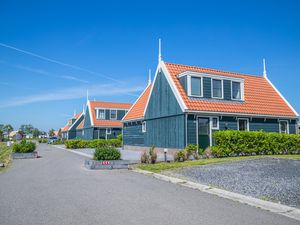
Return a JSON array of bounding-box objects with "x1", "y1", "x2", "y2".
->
[
  {"x1": 64, "y1": 138, "x2": 122, "y2": 149},
  {"x1": 212, "y1": 130, "x2": 300, "y2": 157},
  {"x1": 93, "y1": 146, "x2": 121, "y2": 160},
  {"x1": 13, "y1": 140, "x2": 36, "y2": 153}
]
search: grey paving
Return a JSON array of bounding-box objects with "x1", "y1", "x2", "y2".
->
[
  {"x1": 172, "y1": 158, "x2": 300, "y2": 208},
  {"x1": 0, "y1": 144, "x2": 298, "y2": 225}
]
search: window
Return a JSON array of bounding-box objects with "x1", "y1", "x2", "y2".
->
[
  {"x1": 110, "y1": 110, "x2": 117, "y2": 120},
  {"x1": 238, "y1": 119, "x2": 249, "y2": 131},
  {"x1": 212, "y1": 79, "x2": 223, "y2": 98},
  {"x1": 232, "y1": 81, "x2": 241, "y2": 100},
  {"x1": 82, "y1": 130, "x2": 84, "y2": 136},
  {"x1": 106, "y1": 128, "x2": 111, "y2": 134},
  {"x1": 142, "y1": 121, "x2": 146, "y2": 133},
  {"x1": 279, "y1": 120, "x2": 289, "y2": 134},
  {"x1": 97, "y1": 109, "x2": 105, "y2": 119},
  {"x1": 211, "y1": 117, "x2": 219, "y2": 129},
  {"x1": 191, "y1": 77, "x2": 202, "y2": 96}
]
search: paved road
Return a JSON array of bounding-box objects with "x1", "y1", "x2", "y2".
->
[{"x1": 0, "y1": 144, "x2": 298, "y2": 225}]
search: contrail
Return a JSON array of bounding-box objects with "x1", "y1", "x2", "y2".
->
[{"x1": 0, "y1": 42, "x2": 122, "y2": 83}]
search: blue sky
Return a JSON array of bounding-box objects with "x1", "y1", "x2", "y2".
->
[{"x1": 0, "y1": 0, "x2": 299, "y2": 131}]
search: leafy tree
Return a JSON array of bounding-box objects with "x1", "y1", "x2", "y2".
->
[
  {"x1": 49, "y1": 129, "x2": 55, "y2": 137},
  {"x1": 32, "y1": 128, "x2": 40, "y2": 138},
  {"x1": 3, "y1": 124, "x2": 13, "y2": 136},
  {"x1": 19, "y1": 124, "x2": 34, "y2": 134}
]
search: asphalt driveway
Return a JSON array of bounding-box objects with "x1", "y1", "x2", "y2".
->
[
  {"x1": 0, "y1": 144, "x2": 298, "y2": 225},
  {"x1": 172, "y1": 158, "x2": 300, "y2": 208}
]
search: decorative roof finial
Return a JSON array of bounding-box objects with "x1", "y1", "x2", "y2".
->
[
  {"x1": 82, "y1": 104, "x2": 85, "y2": 114},
  {"x1": 263, "y1": 58, "x2": 267, "y2": 78},
  {"x1": 148, "y1": 69, "x2": 152, "y2": 85},
  {"x1": 73, "y1": 109, "x2": 76, "y2": 117},
  {"x1": 158, "y1": 38, "x2": 162, "y2": 63},
  {"x1": 86, "y1": 89, "x2": 89, "y2": 102}
]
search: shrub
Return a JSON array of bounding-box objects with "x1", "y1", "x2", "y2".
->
[
  {"x1": 174, "y1": 150, "x2": 187, "y2": 162},
  {"x1": 65, "y1": 138, "x2": 122, "y2": 149},
  {"x1": 38, "y1": 139, "x2": 47, "y2": 143},
  {"x1": 141, "y1": 151, "x2": 150, "y2": 163},
  {"x1": 212, "y1": 130, "x2": 300, "y2": 157},
  {"x1": 185, "y1": 144, "x2": 199, "y2": 159},
  {"x1": 149, "y1": 146, "x2": 157, "y2": 164},
  {"x1": 93, "y1": 146, "x2": 121, "y2": 160},
  {"x1": 13, "y1": 140, "x2": 36, "y2": 153},
  {"x1": 117, "y1": 134, "x2": 122, "y2": 141}
]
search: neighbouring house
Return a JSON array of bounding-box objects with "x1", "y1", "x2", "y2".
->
[
  {"x1": 61, "y1": 112, "x2": 85, "y2": 140},
  {"x1": 122, "y1": 60, "x2": 299, "y2": 152},
  {"x1": 80, "y1": 101, "x2": 132, "y2": 140},
  {"x1": 9, "y1": 131, "x2": 23, "y2": 141}
]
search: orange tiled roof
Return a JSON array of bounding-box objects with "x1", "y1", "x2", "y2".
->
[
  {"x1": 122, "y1": 84, "x2": 152, "y2": 121},
  {"x1": 61, "y1": 113, "x2": 83, "y2": 132},
  {"x1": 89, "y1": 101, "x2": 132, "y2": 127},
  {"x1": 76, "y1": 120, "x2": 84, "y2": 129},
  {"x1": 164, "y1": 62, "x2": 297, "y2": 117}
]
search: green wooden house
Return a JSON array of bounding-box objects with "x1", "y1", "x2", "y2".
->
[{"x1": 122, "y1": 60, "x2": 298, "y2": 152}]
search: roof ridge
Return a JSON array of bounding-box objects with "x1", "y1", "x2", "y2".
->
[{"x1": 165, "y1": 61, "x2": 263, "y2": 79}]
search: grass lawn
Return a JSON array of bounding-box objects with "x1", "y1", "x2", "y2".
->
[
  {"x1": 136, "y1": 155, "x2": 300, "y2": 173},
  {"x1": 0, "y1": 143, "x2": 12, "y2": 172}
]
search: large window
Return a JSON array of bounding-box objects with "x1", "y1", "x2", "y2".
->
[
  {"x1": 97, "y1": 109, "x2": 105, "y2": 120},
  {"x1": 110, "y1": 110, "x2": 117, "y2": 120},
  {"x1": 279, "y1": 120, "x2": 289, "y2": 134},
  {"x1": 191, "y1": 77, "x2": 202, "y2": 96},
  {"x1": 212, "y1": 79, "x2": 223, "y2": 98},
  {"x1": 238, "y1": 118, "x2": 249, "y2": 131},
  {"x1": 232, "y1": 81, "x2": 241, "y2": 100}
]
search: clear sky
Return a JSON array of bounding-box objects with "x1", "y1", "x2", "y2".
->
[{"x1": 0, "y1": 0, "x2": 299, "y2": 131}]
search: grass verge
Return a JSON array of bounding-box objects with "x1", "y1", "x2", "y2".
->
[
  {"x1": 0, "y1": 142, "x2": 13, "y2": 173},
  {"x1": 136, "y1": 155, "x2": 300, "y2": 173}
]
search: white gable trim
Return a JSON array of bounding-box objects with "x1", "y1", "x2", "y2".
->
[
  {"x1": 88, "y1": 101, "x2": 94, "y2": 126},
  {"x1": 69, "y1": 113, "x2": 84, "y2": 130},
  {"x1": 143, "y1": 61, "x2": 187, "y2": 115},
  {"x1": 265, "y1": 77, "x2": 299, "y2": 117}
]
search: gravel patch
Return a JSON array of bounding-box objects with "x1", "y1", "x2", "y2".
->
[{"x1": 172, "y1": 158, "x2": 300, "y2": 208}]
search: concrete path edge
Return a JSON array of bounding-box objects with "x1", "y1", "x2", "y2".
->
[
  {"x1": 52, "y1": 145, "x2": 93, "y2": 159},
  {"x1": 133, "y1": 168, "x2": 300, "y2": 222}
]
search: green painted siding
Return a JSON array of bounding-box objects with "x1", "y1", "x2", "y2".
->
[
  {"x1": 68, "y1": 115, "x2": 84, "y2": 139},
  {"x1": 145, "y1": 115, "x2": 185, "y2": 149},
  {"x1": 289, "y1": 120, "x2": 297, "y2": 134},
  {"x1": 123, "y1": 121, "x2": 145, "y2": 146},
  {"x1": 187, "y1": 114, "x2": 197, "y2": 145},
  {"x1": 145, "y1": 71, "x2": 182, "y2": 119},
  {"x1": 105, "y1": 109, "x2": 110, "y2": 120},
  {"x1": 143, "y1": 71, "x2": 185, "y2": 149},
  {"x1": 84, "y1": 106, "x2": 91, "y2": 127},
  {"x1": 223, "y1": 80, "x2": 232, "y2": 100},
  {"x1": 219, "y1": 116, "x2": 237, "y2": 130},
  {"x1": 203, "y1": 77, "x2": 211, "y2": 98},
  {"x1": 83, "y1": 127, "x2": 94, "y2": 140}
]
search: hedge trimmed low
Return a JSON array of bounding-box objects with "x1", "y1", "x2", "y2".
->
[
  {"x1": 212, "y1": 130, "x2": 300, "y2": 157},
  {"x1": 64, "y1": 138, "x2": 121, "y2": 149}
]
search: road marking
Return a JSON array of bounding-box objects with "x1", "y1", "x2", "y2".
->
[{"x1": 133, "y1": 168, "x2": 300, "y2": 222}]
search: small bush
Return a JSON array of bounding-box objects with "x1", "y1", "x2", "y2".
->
[
  {"x1": 174, "y1": 150, "x2": 187, "y2": 162},
  {"x1": 149, "y1": 146, "x2": 157, "y2": 164},
  {"x1": 185, "y1": 144, "x2": 199, "y2": 160},
  {"x1": 141, "y1": 151, "x2": 150, "y2": 163},
  {"x1": 13, "y1": 140, "x2": 36, "y2": 153},
  {"x1": 93, "y1": 146, "x2": 121, "y2": 160},
  {"x1": 38, "y1": 139, "x2": 47, "y2": 143}
]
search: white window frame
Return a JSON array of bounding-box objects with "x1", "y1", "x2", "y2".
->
[
  {"x1": 188, "y1": 75, "x2": 203, "y2": 97},
  {"x1": 237, "y1": 118, "x2": 249, "y2": 131},
  {"x1": 279, "y1": 120, "x2": 289, "y2": 134},
  {"x1": 231, "y1": 81, "x2": 244, "y2": 101},
  {"x1": 96, "y1": 109, "x2": 105, "y2": 120},
  {"x1": 211, "y1": 117, "x2": 219, "y2": 130},
  {"x1": 142, "y1": 121, "x2": 146, "y2": 133},
  {"x1": 211, "y1": 79, "x2": 224, "y2": 99},
  {"x1": 106, "y1": 128, "x2": 112, "y2": 135},
  {"x1": 110, "y1": 109, "x2": 117, "y2": 120}
]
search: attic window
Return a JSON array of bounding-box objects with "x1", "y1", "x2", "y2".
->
[
  {"x1": 190, "y1": 77, "x2": 202, "y2": 97},
  {"x1": 212, "y1": 79, "x2": 223, "y2": 98},
  {"x1": 110, "y1": 110, "x2": 117, "y2": 120},
  {"x1": 97, "y1": 109, "x2": 105, "y2": 120}
]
